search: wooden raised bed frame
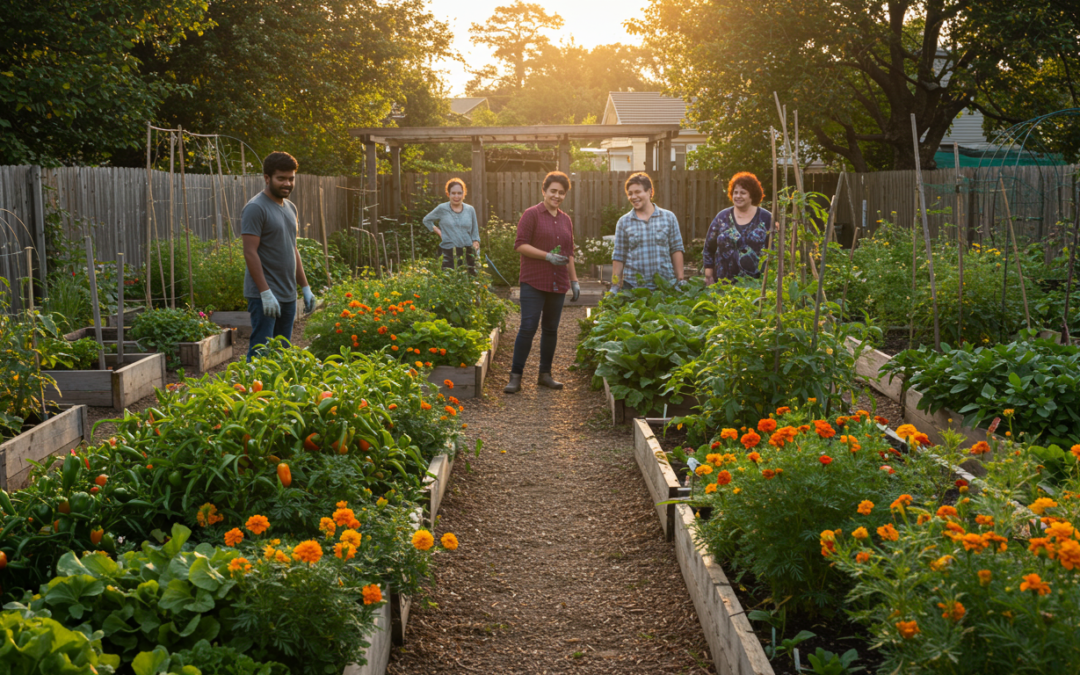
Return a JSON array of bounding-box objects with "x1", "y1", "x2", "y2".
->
[
  {"x1": 604, "y1": 376, "x2": 697, "y2": 425},
  {"x1": 209, "y1": 310, "x2": 253, "y2": 337},
  {"x1": 43, "y1": 353, "x2": 166, "y2": 410},
  {"x1": 342, "y1": 600, "x2": 391, "y2": 675},
  {"x1": 427, "y1": 327, "x2": 500, "y2": 399},
  {"x1": 66, "y1": 327, "x2": 234, "y2": 374},
  {"x1": 632, "y1": 419, "x2": 683, "y2": 541},
  {"x1": 0, "y1": 405, "x2": 91, "y2": 491}
]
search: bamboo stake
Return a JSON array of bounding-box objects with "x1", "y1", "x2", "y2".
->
[
  {"x1": 318, "y1": 187, "x2": 332, "y2": 288},
  {"x1": 84, "y1": 235, "x2": 107, "y2": 371},
  {"x1": 811, "y1": 193, "x2": 839, "y2": 350},
  {"x1": 178, "y1": 127, "x2": 195, "y2": 308},
  {"x1": 145, "y1": 123, "x2": 153, "y2": 306},
  {"x1": 954, "y1": 143, "x2": 964, "y2": 340},
  {"x1": 910, "y1": 114, "x2": 941, "y2": 351},
  {"x1": 116, "y1": 251, "x2": 124, "y2": 366},
  {"x1": 168, "y1": 131, "x2": 176, "y2": 308},
  {"x1": 998, "y1": 177, "x2": 1032, "y2": 330},
  {"x1": 1062, "y1": 177, "x2": 1079, "y2": 343}
]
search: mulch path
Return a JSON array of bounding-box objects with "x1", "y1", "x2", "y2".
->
[{"x1": 388, "y1": 305, "x2": 716, "y2": 675}]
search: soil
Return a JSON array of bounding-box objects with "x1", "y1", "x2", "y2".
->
[{"x1": 387, "y1": 306, "x2": 716, "y2": 675}]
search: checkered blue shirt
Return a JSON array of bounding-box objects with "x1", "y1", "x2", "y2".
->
[{"x1": 612, "y1": 206, "x2": 684, "y2": 289}]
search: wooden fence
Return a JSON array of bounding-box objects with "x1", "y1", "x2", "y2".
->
[{"x1": 2, "y1": 162, "x2": 1076, "y2": 310}]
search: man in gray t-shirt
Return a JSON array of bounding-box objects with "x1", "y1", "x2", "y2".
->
[{"x1": 241, "y1": 151, "x2": 316, "y2": 359}]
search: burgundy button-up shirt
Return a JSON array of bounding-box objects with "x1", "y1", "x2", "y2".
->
[{"x1": 515, "y1": 202, "x2": 575, "y2": 294}]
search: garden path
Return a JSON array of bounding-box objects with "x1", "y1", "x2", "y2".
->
[{"x1": 388, "y1": 306, "x2": 715, "y2": 675}]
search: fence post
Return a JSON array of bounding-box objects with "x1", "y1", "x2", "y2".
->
[{"x1": 30, "y1": 166, "x2": 48, "y2": 297}]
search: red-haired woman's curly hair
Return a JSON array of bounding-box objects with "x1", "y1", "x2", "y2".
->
[
  {"x1": 728, "y1": 172, "x2": 764, "y2": 206},
  {"x1": 445, "y1": 178, "x2": 467, "y2": 197}
]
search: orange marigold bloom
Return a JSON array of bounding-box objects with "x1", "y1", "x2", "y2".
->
[
  {"x1": 716, "y1": 470, "x2": 732, "y2": 486},
  {"x1": 445, "y1": 405, "x2": 457, "y2": 416},
  {"x1": 720, "y1": 428, "x2": 739, "y2": 441},
  {"x1": 245, "y1": 515, "x2": 270, "y2": 535},
  {"x1": 775, "y1": 406, "x2": 791, "y2": 415},
  {"x1": 1056, "y1": 539, "x2": 1080, "y2": 570},
  {"x1": 938, "y1": 601, "x2": 966, "y2": 622},
  {"x1": 362, "y1": 584, "x2": 383, "y2": 605},
  {"x1": 275, "y1": 550, "x2": 290, "y2": 564},
  {"x1": 758, "y1": 418, "x2": 777, "y2": 433},
  {"x1": 836, "y1": 416, "x2": 849, "y2": 426},
  {"x1": 293, "y1": 540, "x2": 323, "y2": 565},
  {"x1": 874, "y1": 416, "x2": 888, "y2": 425},
  {"x1": 975, "y1": 514, "x2": 994, "y2": 527},
  {"x1": 420, "y1": 401, "x2": 432, "y2": 410},
  {"x1": 333, "y1": 508, "x2": 356, "y2": 527},
  {"x1": 917, "y1": 513, "x2": 931, "y2": 525},
  {"x1": 228, "y1": 557, "x2": 252, "y2": 574},
  {"x1": 855, "y1": 551, "x2": 871, "y2": 564},
  {"x1": 936, "y1": 505, "x2": 958, "y2": 520},
  {"x1": 388, "y1": 403, "x2": 398, "y2": 410},
  {"x1": 196, "y1": 503, "x2": 224, "y2": 527},
  {"x1": 961, "y1": 533, "x2": 989, "y2": 553},
  {"x1": 840, "y1": 435, "x2": 862, "y2": 452},
  {"x1": 1020, "y1": 573, "x2": 1051, "y2": 595},
  {"x1": 852, "y1": 526, "x2": 869, "y2": 540},
  {"x1": 930, "y1": 555, "x2": 955, "y2": 571},
  {"x1": 705, "y1": 453, "x2": 722, "y2": 466},
  {"x1": 890, "y1": 494, "x2": 914, "y2": 510},
  {"x1": 819, "y1": 455, "x2": 833, "y2": 466},
  {"x1": 1028, "y1": 537, "x2": 1056, "y2": 558},
  {"x1": 412, "y1": 529, "x2": 435, "y2": 551},
  {"x1": 319, "y1": 517, "x2": 336, "y2": 537},
  {"x1": 1028, "y1": 498, "x2": 1058, "y2": 515},
  {"x1": 741, "y1": 431, "x2": 761, "y2": 449},
  {"x1": 443, "y1": 379, "x2": 454, "y2": 389},
  {"x1": 857, "y1": 500, "x2": 874, "y2": 516},
  {"x1": 1046, "y1": 521, "x2": 1075, "y2": 541},
  {"x1": 340, "y1": 529, "x2": 362, "y2": 548},
  {"x1": 895, "y1": 424, "x2": 918, "y2": 441},
  {"x1": 344, "y1": 292, "x2": 353, "y2": 298},
  {"x1": 877, "y1": 523, "x2": 899, "y2": 541},
  {"x1": 813, "y1": 420, "x2": 836, "y2": 439},
  {"x1": 762, "y1": 469, "x2": 777, "y2": 480},
  {"x1": 978, "y1": 569, "x2": 992, "y2": 586},
  {"x1": 224, "y1": 528, "x2": 244, "y2": 547},
  {"x1": 441, "y1": 533, "x2": 459, "y2": 550},
  {"x1": 746, "y1": 451, "x2": 762, "y2": 464},
  {"x1": 895, "y1": 621, "x2": 920, "y2": 640},
  {"x1": 969, "y1": 441, "x2": 991, "y2": 455},
  {"x1": 704, "y1": 483, "x2": 717, "y2": 494},
  {"x1": 334, "y1": 542, "x2": 356, "y2": 560},
  {"x1": 1071, "y1": 444, "x2": 1080, "y2": 460}
]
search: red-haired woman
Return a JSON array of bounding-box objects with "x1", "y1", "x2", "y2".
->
[
  {"x1": 702, "y1": 172, "x2": 773, "y2": 284},
  {"x1": 423, "y1": 178, "x2": 480, "y2": 274}
]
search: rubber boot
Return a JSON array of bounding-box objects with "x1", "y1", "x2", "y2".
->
[
  {"x1": 537, "y1": 372, "x2": 564, "y2": 390},
  {"x1": 504, "y1": 373, "x2": 522, "y2": 394}
]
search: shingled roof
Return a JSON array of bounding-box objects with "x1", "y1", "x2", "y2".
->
[{"x1": 605, "y1": 92, "x2": 688, "y2": 125}]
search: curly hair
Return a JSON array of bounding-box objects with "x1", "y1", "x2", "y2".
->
[
  {"x1": 262, "y1": 151, "x2": 298, "y2": 177},
  {"x1": 445, "y1": 178, "x2": 467, "y2": 197},
  {"x1": 728, "y1": 172, "x2": 764, "y2": 206},
  {"x1": 624, "y1": 172, "x2": 653, "y2": 195}
]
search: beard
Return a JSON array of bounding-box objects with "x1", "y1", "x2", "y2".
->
[{"x1": 270, "y1": 183, "x2": 292, "y2": 199}]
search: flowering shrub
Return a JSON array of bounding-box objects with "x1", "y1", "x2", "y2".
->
[
  {"x1": 828, "y1": 477, "x2": 1080, "y2": 673},
  {"x1": 683, "y1": 406, "x2": 937, "y2": 614}
]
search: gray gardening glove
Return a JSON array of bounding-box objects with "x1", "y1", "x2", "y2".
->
[
  {"x1": 301, "y1": 285, "x2": 316, "y2": 313},
  {"x1": 545, "y1": 251, "x2": 569, "y2": 266},
  {"x1": 570, "y1": 281, "x2": 580, "y2": 302},
  {"x1": 260, "y1": 289, "x2": 281, "y2": 318}
]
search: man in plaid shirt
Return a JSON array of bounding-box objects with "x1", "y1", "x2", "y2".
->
[{"x1": 611, "y1": 172, "x2": 685, "y2": 291}]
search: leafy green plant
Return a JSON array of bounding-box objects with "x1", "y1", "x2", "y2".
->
[
  {"x1": 881, "y1": 338, "x2": 1080, "y2": 446},
  {"x1": 806, "y1": 647, "x2": 862, "y2": 674},
  {"x1": 130, "y1": 308, "x2": 219, "y2": 369},
  {"x1": 0, "y1": 610, "x2": 121, "y2": 674},
  {"x1": 0, "y1": 298, "x2": 63, "y2": 440},
  {"x1": 480, "y1": 216, "x2": 521, "y2": 287},
  {"x1": 157, "y1": 640, "x2": 283, "y2": 675}
]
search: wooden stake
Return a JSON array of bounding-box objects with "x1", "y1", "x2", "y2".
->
[
  {"x1": 910, "y1": 114, "x2": 941, "y2": 351},
  {"x1": 25, "y1": 247, "x2": 46, "y2": 418},
  {"x1": 840, "y1": 177, "x2": 861, "y2": 318},
  {"x1": 214, "y1": 137, "x2": 233, "y2": 265},
  {"x1": 116, "y1": 251, "x2": 124, "y2": 366},
  {"x1": 1062, "y1": 177, "x2": 1079, "y2": 343},
  {"x1": 178, "y1": 127, "x2": 195, "y2": 308},
  {"x1": 168, "y1": 131, "x2": 176, "y2": 308},
  {"x1": 812, "y1": 192, "x2": 839, "y2": 350},
  {"x1": 757, "y1": 127, "x2": 779, "y2": 313},
  {"x1": 145, "y1": 123, "x2": 153, "y2": 306},
  {"x1": 954, "y1": 143, "x2": 964, "y2": 340},
  {"x1": 84, "y1": 235, "x2": 107, "y2": 371},
  {"x1": 998, "y1": 177, "x2": 1032, "y2": 330},
  {"x1": 318, "y1": 187, "x2": 332, "y2": 288}
]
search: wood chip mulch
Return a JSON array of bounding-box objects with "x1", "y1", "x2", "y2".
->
[{"x1": 388, "y1": 306, "x2": 715, "y2": 675}]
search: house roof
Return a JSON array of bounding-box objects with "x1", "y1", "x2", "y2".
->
[
  {"x1": 604, "y1": 92, "x2": 688, "y2": 125},
  {"x1": 449, "y1": 98, "x2": 488, "y2": 116}
]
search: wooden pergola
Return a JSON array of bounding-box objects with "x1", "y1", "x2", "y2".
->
[{"x1": 349, "y1": 124, "x2": 682, "y2": 230}]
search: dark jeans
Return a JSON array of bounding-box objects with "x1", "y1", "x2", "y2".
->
[
  {"x1": 247, "y1": 296, "x2": 297, "y2": 360},
  {"x1": 511, "y1": 282, "x2": 565, "y2": 375},
  {"x1": 441, "y1": 246, "x2": 476, "y2": 275}
]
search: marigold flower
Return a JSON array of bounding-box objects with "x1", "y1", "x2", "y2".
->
[
  {"x1": 936, "y1": 505, "x2": 958, "y2": 520},
  {"x1": 275, "y1": 550, "x2": 291, "y2": 564},
  {"x1": 345, "y1": 292, "x2": 353, "y2": 298},
  {"x1": 813, "y1": 420, "x2": 836, "y2": 439},
  {"x1": 196, "y1": 503, "x2": 224, "y2": 527},
  {"x1": 333, "y1": 507, "x2": 357, "y2": 527},
  {"x1": 819, "y1": 455, "x2": 833, "y2": 466},
  {"x1": 890, "y1": 494, "x2": 913, "y2": 511},
  {"x1": 1056, "y1": 539, "x2": 1080, "y2": 570},
  {"x1": 1071, "y1": 444, "x2": 1080, "y2": 460},
  {"x1": 938, "y1": 600, "x2": 965, "y2": 622},
  {"x1": 716, "y1": 470, "x2": 732, "y2": 486},
  {"x1": 1046, "y1": 521, "x2": 1075, "y2": 541},
  {"x1": 978, "y1": 569, "x2": 992, "y2": 586},
  {"x1": 441, "y1": 532, "x2": 459, "y2": 550},
  {"x1": 969, "y1": 441, "x2": 991, "y2": 455},
  {"x1": 319, "y1": 517, "x2": 336, "y2": 537},
  {"x1": 245, "y1": 515, "x2": 270, "y2": 535},
  {"x1": 720, "y1": 428, "x2": 738, "y2": 441},
  {"x1": 895, "y1": 620, "x2": 919, "y2": 639},
  {"x1": 293, "y1": 540, "x2": 323, "y2": 565},
  {"x1": 443, "y1": 379, "x2": 454, "y2": 389},
  {"x1": 412, "y1": 529, "x2": 435, "y2": 551},
  {"x1": 961, "y1": 533, "x2": 989, "y2": 553},
  {"x1": 855, "y1": 552, "x2": 871, "y2": 564},
  {"x1": 741, "y1": 431, "x2": 761, "y2": 449},
  {"x1": 1020, "y1": 573, "x2": 1051, "y2": 595},
  {"x1": 445, "y1": 405, "x2": 457, "y2": 416},
  {"x1": 930, "y1": 555, "x2": 955, "y2": 571},
  {"x1": 757, "y1": 418, "x2": 777, "y2": 433},
  {"x1": 340, "y1": 529, "x2": 362, "y2": 548},
  {"x1": 877, "y1": 523, "x2": 899, "y2": 541},
  {"x1": 362, "y1": 584, "x2": 383, "y2": 605},
  {"x1": 807, "y1": 397, "x2": 817, "y2": 404},
  {"x1": 228, "y1": 557, "x2": 252, "y2": 574},
  {"x1": 224, "y1": 528, "x2": 244, "y2": 547},
  {"x1": 1028, "y1": 537, "x2": 1055, "y2": 558},
  {"x1": 1029, "y1": 497, "x2": 1058, "y2": 515},
  {"x1": 746, "y1": 451, "x2": 762, "y2": 464},
  {"x1": 762, "y1": 469, "x2": 776, "y2": 480},
  {"x1": 912, "y1": 432, "x2": 931, "y2": 447},
  {"x1": 420, "y1": 401, "x2": 432, "y2": 411},
  {"x1": 836, "y1": 416, "x2": 849, "y2": 426},
  {"x1": 705, "y1": 453, "x2": 722, "y2": 466},
  {"x1": 334, "y1": 542, "x2": 356, "y2": 560},
  {"x1": 895, "y1": 424, "x2": 918, "y2": 440},
  {"x1": 704, "y1": 483, "x2": 717, "y2": 494},
  {"x1": 775, "y1": 406, "x2": 791, "y2": 415},
  {"x1": 415, "y1": 361, "x2": 424, "y2": 368},
  {"x1": 695, "y1": 464, "x2": 713, "y2": 476}
]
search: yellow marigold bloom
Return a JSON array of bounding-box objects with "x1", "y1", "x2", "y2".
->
[
  {"x1": 263, "y1": 544, "x2": 277, "y2": 559},
  {"x1": 319, "y1": 517, "x2": 337, "y2": 537},
  {"x1": 895, "y1": 424, "x2": 918, "y2": 440},
  {"x1": 1020, "y1": 573, "x2": 1051, "y2": 595},
  {"x1": 930, "y1": 555, "x2": 955, "y2": 571},
  {"x1": 733, "y1": 487, "x2": 742, "y2": 494},
  {"x1": 1029, "y1": 498, "x2": 1058, "y2": 515},
  {"x1": 978, "y1": 569, "x2": 992, "y2": 586},
  {"x1": 895, "y1": 620, "x2": 920, "y2": 640},
  {"x1": 441, "y1": 533, "x2": 459, "y2": 550},
  {"x1": 362, "y1": 584, "x2": 383, "y2": 605},
  {"x1": 1003, "y1": 409, "x2": 1015, "y2": 417},
  {"x1": 333, "y1": 507, "x2": 356, "y2": 527},
  {"x1": 412, "y1": 529, "x2": 435, "y2": 551},
  {"x1": 1046, "y1": 521, "x2": 1075, "y2": 541},
  {"x1": 228, "y1": 557, "x2": 252, "y2": 574},
  {"x1": 705, "y1": 453, "x2": 722, "y2": 466},
  {"x1": 340, "y1": 529, "x2": 362, "y2": 548},
  {"x1": 938, "y1": 601, "x2": 965, "y2": 622},
  {"x1": 852, "y1": 526, "x2": 869, "y2": 540},
  {"x1": 336, "y1": 500, "x2": 348, "y2": 508},
  {"x1": 334, "y1": 542, "x2": 356, "y2": 560},
  {"x1": 704, "y1": 483, "x2": 717, "y2": 494},
  {"x1": 376, "y1": 497, "x2": 388, "y2": 507},
  {"x1": 857, "y1": 500, "x2": 874, "y2": 516},
  {"x1": 720, "y1": 428, "x2": 738, "y2": 440},
  {"x1": 274, "y1": 550, "x2": 291, "y2": 564},
  {"x1": 877, "y1": 523, "x2": 899, "y2": 541},
  {"x1": 293, "y1": 540, "x2": 323, "y2": 565},
  {"x1": 1056, "y1": 539, "x2": 1080, "y2": 570},
  {"x1": 224, "y1": 528, "x2": 244, "y2": 547},
  {"x1": 695, "y1": 464, "x2": 713, "y2": 476},
  {"x1": 855, "y1": 551, "x2": 871, "y2": 564},
  {"x1": 245, "y1": 515, "x2": 270, "y2": 535}
]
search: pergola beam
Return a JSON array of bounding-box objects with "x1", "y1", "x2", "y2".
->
[{"x1": 350, "y1": 124, "x2": 680, "y2": 145}]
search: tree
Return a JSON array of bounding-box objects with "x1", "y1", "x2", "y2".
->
[
  {"x1": 0, "y1": 0, "x2": 210, "y2": 166},
  {"x1": 469, "y1": 2, "x2": 564, "y2": 91},
  {"x1": 628, "y1": 0, "x2": 1080, "y2": 173}
]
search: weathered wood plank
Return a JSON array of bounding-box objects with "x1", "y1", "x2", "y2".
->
[
  {"x1": 43, "y1": 353, "x2": 165, "y2": 409},
  {"x1": 0, "y1": 405, "x2": 90, "y2": 491},
  {"x1": 341, "y1": 600, "x2": 391, "y2": 675},
  {"x1": 422, "y1": 442, "x2": 455, "y2": 527},
  {"x1": 209, "y1": 310, "x2": 252, "y2": 337},
  {"x1": 632, "y1": 419, "x2": 682, "y2": 541},
  {"x1": 177, "y1": 329, "x2": 234, "y2": 373},
  {"x1": 604, "y1": 376, "x2": 697, "y2": 424},
  {"x1": 845, "y1": 337, "x2": 903, "y2": 403}
]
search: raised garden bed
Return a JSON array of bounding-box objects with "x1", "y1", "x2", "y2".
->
[
  {"x1": 0, "y1": 405, "x2": 90, "y2": 491},
  {"x1": 508, "y1": 282, "x2": 607, "y2": 307},
  {"x1": 342, "y1": 600, "x2": 391, "y2": 675},
  {"x1": 427, "y1": 327, "x2": 500, "y2": 399},
  {"x1": 422, "y1": 443, "x2": 455, "y2": 527},
  {"x1": 209, "y1": 310, "x2": 253, "y2": 337},
  {"x1": 603, "y1": 376, "x2": 697, "y2": 425},
  {"x1": 632, "y1": 418, "x2": 682, "y2": 541},
  {"x1": 66, "y1": 326, "x2": 235, "y2": 374},
  {"x1": 63, "y1": 327, "x2": 145, "y2": 353},
  {"x1": 43, "y1": 353, "x2": 166, "y2": 410},
  {"x1": 106, "y1": 305, "x2": 145, "y2": 328}
]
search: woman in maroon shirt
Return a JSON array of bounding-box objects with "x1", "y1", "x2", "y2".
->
[{"x1": 504, "y1": 171, "x2": 581, "y2": 394}]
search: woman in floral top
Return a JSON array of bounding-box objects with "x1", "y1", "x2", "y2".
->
[{"x1": 702, "y1": 172, "x2": 773, "y2": 284}]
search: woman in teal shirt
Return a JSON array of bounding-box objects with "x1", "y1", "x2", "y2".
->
[{"x1": 423, "y1": 178, "x2": 480, "y2": 274}]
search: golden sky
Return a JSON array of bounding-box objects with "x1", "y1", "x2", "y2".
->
[{"x1": 428, "y1": 0, "x2": 647, "y2": 95}]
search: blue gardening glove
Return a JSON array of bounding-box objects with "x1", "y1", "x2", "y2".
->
[
  {"x1": 545, "y1": 251, "x2": 569, "y2": 265},
  {"x1": 259, "y1": 289, "x2": 281, "y2": 318},
  {"x1": 302, "y1": 285, "x2": 316, "y2": 313},
  {"x1": 570, "y1": 281, "x2": 580, "y2": 302}
]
